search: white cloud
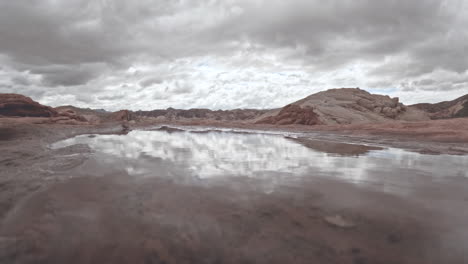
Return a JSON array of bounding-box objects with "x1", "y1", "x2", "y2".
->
[{"x1": 0, "y1": 0, "x2": 467, "y2": 110}]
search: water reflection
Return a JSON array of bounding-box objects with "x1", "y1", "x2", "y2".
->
[{"x1": 51, "y1": 129, "x2": 468, "y2": 194}]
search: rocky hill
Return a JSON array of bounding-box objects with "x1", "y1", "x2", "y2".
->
[
  {"x1": 410, "y1": 94, "x2": 468, "y2": 119},
  {"x1": 55, "y1": 105, "x2": 114, "y2": 123},
  {"x1": 6, "y1": 89, "x2": 467, "y2": 127},
  {"x1": 256, "y1": 88, "x2": 429, "y2": 125},
  {"x1": 0, "y1": 94, "x2": 87, "y2": 124},
  {"x1": 0, "y1": 94, "x2": 58, "y2": 117}
]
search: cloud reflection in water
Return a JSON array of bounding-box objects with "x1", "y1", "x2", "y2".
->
[{"x1": 52, "y1": 130, "x2": 468, "y2": 195}]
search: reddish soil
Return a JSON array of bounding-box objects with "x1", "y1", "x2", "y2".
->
[
  {"x1": 320, "y1": 117, "x2": 468, "y2": 144},
  {"x1": 0, "y1": 118, "x2": 468, "y2": 263}
]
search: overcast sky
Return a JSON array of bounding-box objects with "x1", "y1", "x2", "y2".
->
[{"x1": 0, "y1": 0, "x2": 467, "y2": 111}]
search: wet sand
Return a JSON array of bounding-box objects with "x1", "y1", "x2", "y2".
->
[
  {"x1": 287, "y1": 138, "x2": 384, "y2": 156},
  {"x1": 1, "y1": 121, "x2": 468, "y2": 263}
]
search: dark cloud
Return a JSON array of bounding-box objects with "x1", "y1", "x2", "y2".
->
[
  {"x1": 75, "y1": 93, "x2": 94, "y2": 104},
  {"x1": 10, "y1": 75, "x2": 32, "y2": 86},
  {"x1": 171, "y1": 81, "x2": 194, "y2": 94},
  {"x1": 0, "y1": 0, "x2": 467, "y2": 109},
  {"x1": 29, "y1": 64, "x2": 108, "y2": 87},
  {"x1": 97, "y1": 94, "x2": 126, "y2": 101},
  {"x1": 139, "y1": 77, "x2": 164, "y2": 88},
  {"x1": 414, "y1": 79, "x2": 437, "y2": 86},
  {"x1": 0, "y1": 1, "x2": 140, "y2": 66},
  {"x1": 210, "y1": 1, "x2": 466, "y2": 69}
]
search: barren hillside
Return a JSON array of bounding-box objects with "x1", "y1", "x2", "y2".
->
[
  {"x1": 410, "y1": 94, "x2": 468, "y2": 119},
  {"x1": 257, "y1": 88, "x2": 429, "y2": 125}
]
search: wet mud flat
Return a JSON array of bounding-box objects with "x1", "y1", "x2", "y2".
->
[{"x1": 1, "y1": 124, "x2": 468, "y2": 264}]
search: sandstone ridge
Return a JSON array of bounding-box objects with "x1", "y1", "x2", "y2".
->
[
  {"x1": 410, "y1": 94, "x2": 468, "y2": 119},
  {"x1": 0, "y1": 94, "x2": 88, "y2": 124},
  {"x1": 257, "y1": 88, "x2": 429, "y2": 125}
]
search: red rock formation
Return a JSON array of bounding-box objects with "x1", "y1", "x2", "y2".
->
[
  {"x1": 256, "y1": 88, "x2": 429, "y2": 126},
  {"x1": 0, "y1": 94, "x2": 58, "y2": 117},
  {"x1": 0, "y1": 94, "x2": 89, "y2": 125},
  {"x1": 56, "y1": 109, "x2": 88, "y2": 122},
  {"x1": 256, "y1": 104, "x2": 321, "y2": 125},
  {"x1": 411, "y1": 94, "x2": 468, "y2": 119},
  {"x1": 110, "y1": 110, "x2": 133, "y2": 121}
]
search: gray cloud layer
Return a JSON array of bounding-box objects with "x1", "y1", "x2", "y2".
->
[{"x1": 0, "y1": 0, "x2": 467, "y2": 110}]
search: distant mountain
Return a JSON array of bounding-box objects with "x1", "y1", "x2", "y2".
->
[
  {"x1": 256, "y1": 88, "x2": 430, "y2": 125},
  {"x1": 134, "y1": 108, "x2": 269, "y2": 122},
  {"x1": 5, "y1": 90, "x2": 467, "y2": 127},
  {"x1": 55, "y1": 105, "x2": 114, "y2": 123},
  {"x1": 55, "y1": 106, "x2": 108, "y2": 115},
  {"x1": 54, "y1": 105, "x2": 269, "y2": 123},
  {"x1": 410, "y1": 94, "x2": 468, "y2": 119}
]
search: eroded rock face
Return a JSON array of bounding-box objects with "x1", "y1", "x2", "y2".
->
[
  {"x1": 0, "y1": 94, "x2": 58, "y2": 117},
  {"x1": 110, "y1": 110, "x2": 133, "y2": 121},
  {"x1": 355, "y1": 96, "x2": 405, "y2": 119},
  {"x1": 0, "y1": 94, "x2": 89, "y2": 125},
  {"x1": 411, "y1": 94, "x2": 468, "y2": 119},
  {"x1": 301, "y1": 88, "x2": 412, "y2": 124},
  {"x1": 256, "y1": 104, "x2": 321, "y2": 125},
  {"x1": 256, "y1": 88, "x2": 429, "y2": 126},
  {"x1": 56, "y1": 109, "x2": 88, "y2": 122}
]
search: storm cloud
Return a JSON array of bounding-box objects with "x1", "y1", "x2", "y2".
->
[{"x1": 0, "y1": 0, "x2": 467, "y2": 110}]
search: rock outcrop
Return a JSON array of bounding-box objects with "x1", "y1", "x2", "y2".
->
[
  {"x1": 410, "y1": 94, "x2": 468, "y2": 119},
  {"x1": 9, "y1": 89, "x2": 466, "y2": 127},
  {"x1": 55, "y1": 106, "x2": 109, "y2": 124},
  {"x1": 110, "y1": 110, "x2": 133, "y2": 121},
  {"x1": 256, "y1": 88, "x2": 429, "y2": 126},
  {"x1": 256, "y1": 104, "x2": 321, "y2": 125},
  {"x1": 0, "y1": 94, "x2": 89, "y2": 124},
  {"x1": 0, "y1": 94, "x2": 58, "y2": 117},
  {"x1": 56, "y1": 109, "x2": 88, "y2": 122}
]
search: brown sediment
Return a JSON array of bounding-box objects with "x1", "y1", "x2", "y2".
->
[
  {"x1": 149, "y1": 117, "x2": 468, "y2": 143},
  {"x1": 1, "y1": 171, "x2": 466, "y2": 264},
  {"x1": 287, "y1": 137, "x2": 383, "y2": 156},
  {"x1": 135, "y1": 117, "x2": 468, "y2": 155},
  {"x1": 151, "y1": 125, "x2": 186, "y2": 133},
  {"x1": 1, "y1": 119, "x2": 468, "y2": 263}
]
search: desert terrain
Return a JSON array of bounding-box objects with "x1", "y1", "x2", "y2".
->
[{"x1": 1, "y1": 89, "x2": 468, "y2": 264}]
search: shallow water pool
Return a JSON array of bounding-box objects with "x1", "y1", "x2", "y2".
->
[{"x1": 51, "y1": 128, "x2": 468, "y2": 196}]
